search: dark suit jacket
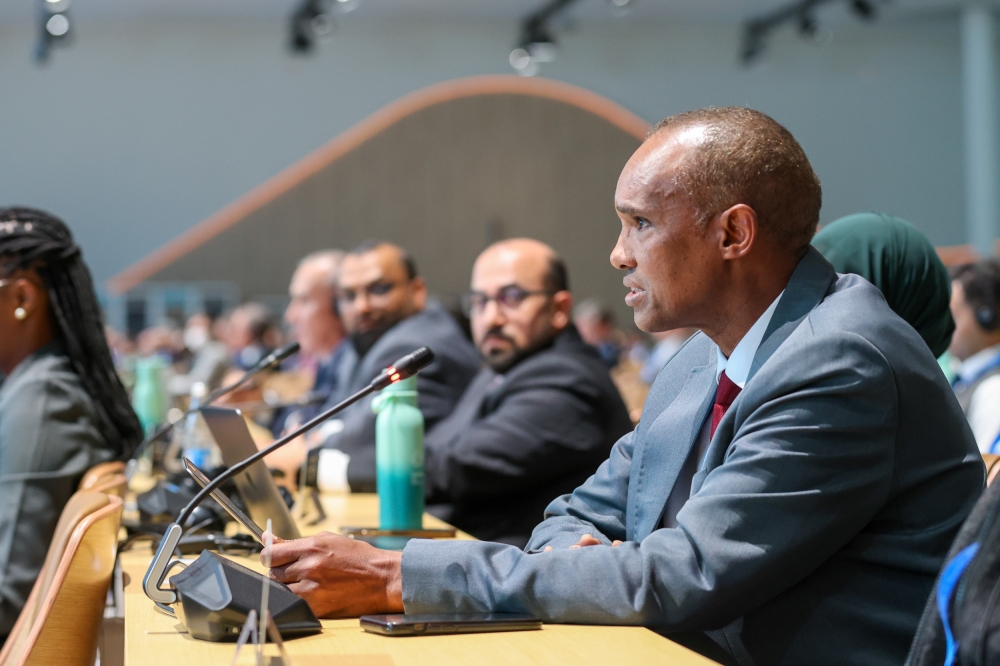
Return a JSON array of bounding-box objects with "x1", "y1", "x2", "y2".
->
[
  {"x1": 322, "y1": 302, "x2": 480, "y2": 492},
  {"x1": 400, "y1": 248, "x2": 984, "y2": 666},
  {"x1": 424, "y1": 325, "x2": 633, "y2": 547}
]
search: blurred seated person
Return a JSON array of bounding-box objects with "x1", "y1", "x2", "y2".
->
[
  {"x1": 0, "y1": 208, "x2": 142, "y2": 640},
  {"x1": 267, "y1": 241, "x2": 480, "y2": 491},
  {"x1": 947, "y1": 259, "x2": 1000, "y2": 452},
  {"x1": 167, "y1": 312, "x2": 231, "y2": 397},
  {"x1": 225, "y1": 302, "x2": 273, "y2": 371},
  {"x1": 270, "y1": 250, "x2": 349, "y2": 436},
  {"x1": 573, "y1": 299, "x2": 622, "y2": 368},
  {"x1": 425, "y1": 239, "x2": 632, "y2": 547},
  {"x1": 639, "y1": 328, "x2": 697, "y2": 385},
  {"x1": 812, "y1": 212, "x2": 955, "y2": 359}
]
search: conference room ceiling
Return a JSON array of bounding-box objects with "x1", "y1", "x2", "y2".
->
[{"x1": 0, "y1": 0, "x2": 975, "y2": 23}]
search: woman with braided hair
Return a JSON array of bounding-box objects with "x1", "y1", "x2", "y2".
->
[{"x1": 0, "y1": 207, "x2": 141, "y2": 640}]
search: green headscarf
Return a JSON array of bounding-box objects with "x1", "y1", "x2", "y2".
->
[{"x1": 812, "y1": 212, "x2": 955, "y2": 357}]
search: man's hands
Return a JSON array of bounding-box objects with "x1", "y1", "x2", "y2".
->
[
  {"x1": 264, "y1": 532, "x2": 404, "y2": 618},
  {"x1": 543, "y1": 534, "x2": 623, "y2": 551}
]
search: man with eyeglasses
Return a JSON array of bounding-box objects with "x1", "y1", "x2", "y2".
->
[
  {"x1": 421, "y1": 238, "x2": 632, "y2": 547},
  {"x1": 310, "y1": 240, "x2": 480, "y2": 492}
]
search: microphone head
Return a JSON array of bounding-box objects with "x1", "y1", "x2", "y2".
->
[
  {"x1": 370, "y1": 347, "x2": 435, "y2": 389},
  {"x1": 264, "y1": 341, "x2": 301, "y2": 367}
]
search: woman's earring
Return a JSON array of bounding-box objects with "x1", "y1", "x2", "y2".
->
[{"x1": 14, "y1": 307, "x2": 26, "y2": 320}]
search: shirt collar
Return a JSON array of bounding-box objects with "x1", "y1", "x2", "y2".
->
[
  {"x1": 958, "y1": 342, "x2": 1000, "y2": 383},
  {"x1": 716, "y1": 291, "x2": 784, "y2": 389}
]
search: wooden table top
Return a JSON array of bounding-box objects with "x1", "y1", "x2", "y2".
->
[{"x1": 121, "y1": 493, "x2": 717, "y2": 665}]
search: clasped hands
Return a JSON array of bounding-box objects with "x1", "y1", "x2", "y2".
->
[{"x1": 263, "y1": 531, "x2": 623, "y2": 618}]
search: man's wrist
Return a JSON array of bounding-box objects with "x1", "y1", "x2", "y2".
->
[{"x1": 376, "y1": 549, "x2": 405, "y2": 612}]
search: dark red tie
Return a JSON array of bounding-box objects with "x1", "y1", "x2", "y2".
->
[{"x1": 711, "y1": 371, "x2": 742, "y2": 438}]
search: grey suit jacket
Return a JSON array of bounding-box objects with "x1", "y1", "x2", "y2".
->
[
  {"x1": 400, "y1": 248, "x2": 984, "y2": 666},
  {"x1": 0, "y1": 343, "x2": 114, "y2": 639},
  {"x1": 322, "y1": 302, "x2": 481, "y2": 492}
]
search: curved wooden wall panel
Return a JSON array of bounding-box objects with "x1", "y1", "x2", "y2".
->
[{"x1": 108, "y1": 75, "x2": 650, "y2": 329}]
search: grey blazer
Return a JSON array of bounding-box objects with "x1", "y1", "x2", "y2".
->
[
  {"x1": 400, "y1": 248, "x2": 984, "y2": 666},
  {"x1": 322, "y1": 302, "x2": 481, "y2": 492},
  {"x1": 0, "y1": 343, "x2": 114, "y2": 639}
]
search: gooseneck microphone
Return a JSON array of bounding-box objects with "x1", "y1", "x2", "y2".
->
[
  {"x1": 126, "y1": 341, "x2": 301, "y2": 479},
  {"x1": 142, "y1": 346, "x2": 434, "y2": 612}
]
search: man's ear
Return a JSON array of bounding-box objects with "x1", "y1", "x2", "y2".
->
[
  {"x1": 717, "y1": 204, "x2": 758, "y2": 260},
  {"x1": 551, "y1": 291, "x2": 573, "y2": 331},
  {"x1": 410, "y1": 277, "x2": 428, "y2": 311}
]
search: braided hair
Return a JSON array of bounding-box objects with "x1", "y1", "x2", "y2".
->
[{"x1": 0, "y1": 207, "x2": 142, "y2": 458}]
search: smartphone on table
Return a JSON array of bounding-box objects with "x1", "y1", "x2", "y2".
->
[{"x1": 360, "y1": 613, "x2": 542, "y2": 636}]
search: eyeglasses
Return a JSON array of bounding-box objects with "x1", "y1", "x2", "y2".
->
[
  {"x1": 461, "y1": 286, "x2": 551, "y2": 317},
  {"x1": 338, "y1": 281, "x2": 399, "y2": 304}
]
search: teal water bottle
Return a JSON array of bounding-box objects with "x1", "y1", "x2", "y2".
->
[
  {"x1": 132, "y1": 356, "x2": 168, "y2": 437},
  {"x1": 372, "y1": 376, "x2": 424, "y2": 530}
]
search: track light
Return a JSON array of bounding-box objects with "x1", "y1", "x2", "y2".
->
[
  {"x1": 35, "y1": 0, "x2": 71, "y2": 63},
  {"x1": 288, "y1": 0, "x2": 357, "y2": 55},
  {"x1": 741, "y1": 0, "x2": 883, "y2": 65},
  {"x1": 509, "y1": 0, "x2": 582, "y2": 76},
  {"x1": 798, "y1": 12, "x2": 818, "y2": 38},
  {"x1": 850, "y1": 0, "x2": 876, "y2": 20}
]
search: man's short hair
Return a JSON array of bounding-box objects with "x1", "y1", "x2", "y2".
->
[
  {"x1": 347, "y1": 240, "x2": 418, "y2": 280},
  {"x1": 233, "y1": 302, "x2": 272, "y2": 342},
  {"x1": 544, "y1": 256, "x2": 569, "y2": 294},
  {"x1": 952, "y1": 259, "x2": 1000, "y2": 325},
  {"x1": 649, "y1": 107, "x2": 822, "y2": 254},
  {"x1": 297, "y1": 250, "x2": 345, "y2": 290}
]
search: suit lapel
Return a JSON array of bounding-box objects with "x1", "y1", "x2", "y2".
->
[
  {"x1": 747, "y1": 246, "x2": 837, "y2": 384},
  {"x1": 628, "y1": 354, "x2": 716, "y2": 540},
  {"x1": 690, "y1": 248, "x2": 838, "y2": 495}
]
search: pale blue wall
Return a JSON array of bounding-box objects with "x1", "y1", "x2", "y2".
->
[{"x1": 0, "y1": 13, "x2": 967, "y2": 284}]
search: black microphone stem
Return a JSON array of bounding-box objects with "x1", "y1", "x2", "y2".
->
[
  {"x1": 174, "y1": 383, "x2": 376, "y2": 528},
  {"x1": 128, "y1": 342, "x2": 300, "y2": 466}
]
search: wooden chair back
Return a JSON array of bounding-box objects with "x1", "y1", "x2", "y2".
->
[
  {"x1": 984, "y1": 453, "x2": 1000, "y2": 487},
  {"x1": 78, "y1": 461, "x2": 126, "y2": 492},
  {"x1": 0, "y1": 491, "x2": 122, "y2": 666},
  {"x1": 87, "y1": 473, "x2": 128, "y2": 499}
]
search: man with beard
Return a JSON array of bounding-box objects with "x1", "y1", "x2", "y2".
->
[
  {"x1": 423, "y1": 239, "x2": 632, "y2": 547},
  {"x1": 315, "y1": 241, "x2": 480, "y2": 492}
]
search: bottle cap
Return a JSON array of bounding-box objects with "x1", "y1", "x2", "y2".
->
[{"x1": 372, "y1": 375, "x2": 417, "y2": 412}]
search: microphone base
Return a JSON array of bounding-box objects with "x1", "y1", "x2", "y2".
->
[{"x1": 169, "y1": 550, "x2": 322, "y2": 642}]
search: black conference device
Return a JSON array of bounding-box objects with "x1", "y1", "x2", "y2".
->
[
  {"x1": 170, "y1": 550, "x2": 321, "y2": 641},
  {"x1": 360, "y1": 613, "x2": 542, "y2": 637},
  {"x1": 141, "y1": 347, "x2": 435, "y2": 641}
]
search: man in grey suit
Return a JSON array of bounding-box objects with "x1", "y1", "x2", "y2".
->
[{"x1": 266, "y1": 108, "x2": 983, "y2": 666}]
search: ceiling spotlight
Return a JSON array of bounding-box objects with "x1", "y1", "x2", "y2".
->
[
  {"x1": 45, "y1": 14, "x2": 69, "y2": 36},
  {"x1": 35, "y1": 0, "x2": 71, "y2": 63},
  {"x1": 798, "y1": 12, "x2": 818, "y2": 38},
  {"x1": 333, "y1": 0, "x2": 359, "y2": 13},
  {"x1": 289, "y1": 0, "x2": 337, "y2": 54},
  {"x1": 510, "y1": 0, "x2": 584, "y2": 76},
  {"x1": 741, "y1": 25, "x2": 767, "y2": 65}
]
